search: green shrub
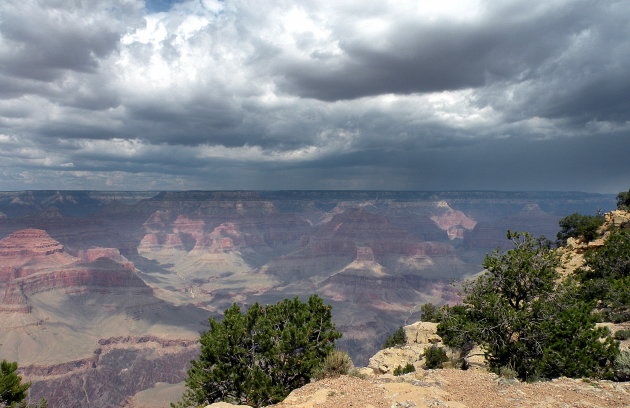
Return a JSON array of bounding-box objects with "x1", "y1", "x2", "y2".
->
[
  {"x1": 617, "y1": 189, "x2": 630, "y2": 210},
  {"x1": 438, "y1": 231, "x2": 619, "y2": 381},
  {"x1": 423, "y1": 345, "x2": 448, "y2": 369},
  {"x1": 557, "y1": 213, "x2": 604, "y2": 244},
  {"x1": 613, "y1": 351, "x2": 630, "y2": 381},
  {"x1": 312, "y1": 350, "x2": 352, "y2": 380},
  {"x1": 0, "y1": 360, "x2": 30, "y2": 407},
  {"x1": 393, "y1": 363, "x2": 415, "y2": 376},
  {"x1": 576, "y1": 230, "x2": 630, "y2": 323},
  {"x1": 497, "y1": 365, "x2": 518, "y2": 380},
  {"x1": 383, "y1": 326, "x2": 406, "y2": 348},
  {"x1": 348, "y1": 368, "x2": 368, "y2": 379},
  {"x1": 173, "y1": 295, "x2": 341, "y2": 408},
  {"x1": 419, "y1": 303, "x2": 443, "y2": 323},
  {"x1": 436, "y1": 305, "x2": 474, "y2": 353},
  {"x1": 613, "y1": 329, "x2": 630, "y2": 340},
  {"x1": 0, "y1": 360, "x2": 47, "y2": 408}
]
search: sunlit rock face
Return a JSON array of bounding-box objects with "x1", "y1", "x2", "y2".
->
[
  {"x1": 0, "y1": 190, "x2": 615, "y2": 408},
  {"x1": 0, "y1": 229, "x2": 75, "y2": 271},
  {"x1": 430, "y1": 201, "x2": 477, "y2": 240}
]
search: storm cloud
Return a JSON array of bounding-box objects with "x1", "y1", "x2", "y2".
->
[{"x1": 0, "y1": 0, "x2": 628, "y2": 192}]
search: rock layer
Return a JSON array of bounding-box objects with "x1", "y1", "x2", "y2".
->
[
  {"x1": 26, "y1": 337, "x2": 198, "y2": 408},
  {"x1": 0, "y1": 230, "x2": 150, "y2": 310}
]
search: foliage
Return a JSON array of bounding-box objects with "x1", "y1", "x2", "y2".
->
[
  {"x1": 576, "y1": 230, "x2": 630, "y2": 322},
  {"x1": 174, "y1": 295, "x2": 341, "y2": 408},
  {"x1": 438, "y1": 231, "x2": 619, "y2": 381},
  {"x1": 435, "y1": 305, "x2": 474, "y2": 353},
  {"x1": 617, "y1": 189, "x2": 630, "y2": 210},
  {"x1": 497, "y1": 365, "x2": 518, "y2": 380},
  {"x1": 613, "y1": 329, "x2": 630, "y2": 340},
  {"x1": 382, "y1": 326, "x2": 406, "y2": 349},
  {"x1": 613, "y1": 351, "x2": 630, "y2": 381},
  {"x1": 347, "y1": 368, "x2": 368, "y2": 379},
  {"x1": 419, "y1": 303, "x2": 443, "y2": 323},
  {"x1": 0, "y1": 360, "x2": 47, "y2": 408},
  {"x1": 0, "y1": 360, "x2": 29, "y2": 407},
  {"x1": 556, "y1": 213, "x2": 604, "y2": 245},
  {"x1": 423, "y1": 345, "x2": 448, "y2": 369},
  {"x1": 311, "y1": 350, "x2": 352, "y2": 380},
  {"x1": 393, "y1": 363, "x2": 415, "y2": 376}
]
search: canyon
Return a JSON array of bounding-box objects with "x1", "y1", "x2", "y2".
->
[{"x1": 0, "y1": 190, "x2": 615, "y2": 407}]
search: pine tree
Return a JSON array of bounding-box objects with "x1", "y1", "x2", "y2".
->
[
  {"x1": 0, "y1": 360, "x2": 30, "y2": 407},
  {"x1": 382, "y1": 326, "x2": 406, "y2": 348},
  {"x1": 438, "y1": 231, "x2": 619, "y2": 381},
  {"x1": 174, "y1": 295, "x2": 341, "y2": 408},
  {"x1": 576, "y1": 229, "x2": 630, "y2": 322}
]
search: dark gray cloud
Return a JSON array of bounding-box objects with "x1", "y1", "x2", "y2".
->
[
  {"x1": 0, "y1": 0, "x2": 628, "y2": 193},
  {"x1": 0, "y1": 1, "x2": 130, "y2": 81},
  {"x1": 470, "y1": 1, "x2": 630, "y2": 126},
  {"x1": 273, "y1": 1, "x2": 590, "y2": 100}
]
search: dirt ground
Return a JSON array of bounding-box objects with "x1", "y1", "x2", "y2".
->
[{"x1": 271, "y1": 370, "x2": 629, "y2": 408}]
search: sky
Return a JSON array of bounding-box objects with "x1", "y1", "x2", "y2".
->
[{"x1": 0, "y1": 0, "x2": 629, "y2": 192}]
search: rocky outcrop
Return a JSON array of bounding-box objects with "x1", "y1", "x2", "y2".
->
[
  {"x1": 368, "y1": 322, "x2": 442, "y2": 374},
  {"x1": 606, "y1": 209, "x2": 630, "y2": 227},
  {"x1": 558, "y1": 209, "x2": 630, "y2": 276},
  {"x1": 368, "y1": 321, "x2": 485, "y2": 375}
]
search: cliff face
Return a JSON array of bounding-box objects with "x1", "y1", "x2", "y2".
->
[
  {"x1": 0, "y1": 228, "x2": 207, "y2": 408},
  {"x1": 0, "y1": 230, "x2": 150, "y2": 310}
]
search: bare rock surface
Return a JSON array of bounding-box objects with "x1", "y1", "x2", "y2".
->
[
  {"x1": 368, "y1": 322, "x2": 474, "y2": 374},
  {"x1": 269, "y1": 372, "x2": 628, "y2": 408}
]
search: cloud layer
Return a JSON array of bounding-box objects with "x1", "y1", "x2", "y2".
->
[{"x1": 0, "y1": 0, "x2": 628, "y2": 192}]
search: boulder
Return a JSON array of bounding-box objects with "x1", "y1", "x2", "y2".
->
[
  {"x1": 368, "y1": 321, "x2": 486, "y2": 374},
  {"x1": 606, "y1": 209, "x2": 630, "y2": 227},
  {"x1": 404, "y1": 321, "x2": 441, "y2": 344},
  {"x1": 368, "y1": 344, "x2": 426, "y2": 374}
]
